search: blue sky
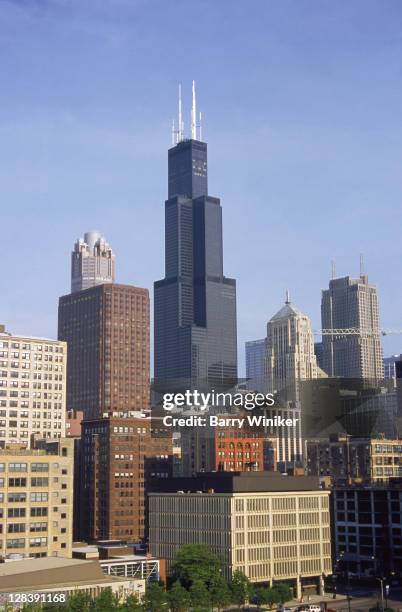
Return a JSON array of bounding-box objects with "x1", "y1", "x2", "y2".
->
[{"x1": 1, "y1": 0, "x2": 402, "y2": 374}]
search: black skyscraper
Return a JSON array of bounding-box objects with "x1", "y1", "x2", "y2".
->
[{"x1": 154, "y1": 136, "x2": 237, "y2": 391}]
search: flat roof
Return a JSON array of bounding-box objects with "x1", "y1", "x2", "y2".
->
[
  {"x1": 0, "y1": 557, "x2": 91, "y2": 576},
  {"x1": 150, "y1": 471, "x2": 321, "y2": 493}
]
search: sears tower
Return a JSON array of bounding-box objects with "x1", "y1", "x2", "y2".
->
[{"x1": 154, "y1": 82, "x2": 237, "y2": 391}]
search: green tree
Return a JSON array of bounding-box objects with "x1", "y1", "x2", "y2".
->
[
  {"x1": 168, "y1": 580, "x2": 191, "y2": 612},
  {"x1": 272, "y1": 583, "x2": 293, "y2": 605},
  {"x1": 90, "y1": 588, "x2": 120, "y2": 611},
  {"x1": 254, "y1": 587, "x2": 280, "y2": 609},
  {"x1": 170, "y1": 544, "x2": 222, "y2": 589},
  {"x1": 209, "y1": 574, "x2": 231, "y2": 611},
  {"x1": 120, "y1": 593, "x2": 144, "y2": 611},
  {"x1": 230, "y1": 570, "x2": 252, "y2": 608},
  {"x1": 142, "y1": 583, "x2": 168, "y2": 612},
  {"x1": 64, "y1": 591, "x2": 92, "y2": 612},
  {"x1": 190, "y1": 579, "x2": 211, "y2": 612}
]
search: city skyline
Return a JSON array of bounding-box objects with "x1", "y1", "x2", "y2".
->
[{"x1": 2, "y1": 1, "x2": 402, "y2": 375}]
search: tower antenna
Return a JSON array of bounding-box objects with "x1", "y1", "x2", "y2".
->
[
  {"x1": 178, "y1": 83, "x2": 184, "y2": 142},
  {"x1": 360, "y1": 253, "x2": 365, "y2": 277},
  {"x1": 171, "y1": 119, "x2": 175, "y2": 146},
  {"x1": 285, "y1": 289, "x2": 290, "y2": 305},
  {"x1": 331, "y1": 260, "x2": 336, "y2": 280},
  {"x1": 199, "y1": 111, "x2": 202, "y2": 141},
  {"x1": 191, "y1": 80, "x2": 197, "y2": 140}
]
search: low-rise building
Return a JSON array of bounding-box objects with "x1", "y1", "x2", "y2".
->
[
  {"x1": 0, "y1": 557, "x2": 144, "y2": 605},
  {"x1": 306, "y1": 435, "x2": 402, "y2": 484},
  {"x1": 149, "y1": 471, "x2": 332, "y2": 598},
  {"x1": 0, "y1": 439, "x2": 73, "y2": 560}
]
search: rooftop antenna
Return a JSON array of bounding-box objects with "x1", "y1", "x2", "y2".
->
[
  {"x1": 360, "y1": 253, "x2": 365, "y2": 277},
  {"x1": 191, "y1": 80, "x2": 197, "y2": 140},
  {"x1": 178, "y1": 83, "x2": 184, "y2": 142},
  {"x1": 199, "y1": 111, "x2": 202, "y2": 141},
  {"x1": 285, "y1": 289, "x2": 290, "y2": 305},
  {"x1": 171, "y1": 119, "x2": 175, "y2": 146},
  {"x1": 331, "y1": 260, "x2": 336, "y2": 280}
]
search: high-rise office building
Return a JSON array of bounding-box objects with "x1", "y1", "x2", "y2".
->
[
  {"x1": 0, "y1": 327, "x2": 66, "y2": 448},
  {"x1": 321, "y1": 275, "x2": 384, "y2": 379},
  {"x1": 80, "y1": 413, "x2": 172, "y2": 543},
  {"x1": 245, "y1": 338, "x2": 266, "y2": 391},
  {"x1": 154, "y1": 85, "x2": 237, "y2": 391},
  {"x1": 58, "y1": 284, "x2": 149, "y2": 419},
  {"x1": 71, "y1": 231, "x2": 115, "y2": 294}
]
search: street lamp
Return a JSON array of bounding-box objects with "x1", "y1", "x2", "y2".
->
[{"x1": 377, "y1": 577, "x2": 385, "y2": 612}]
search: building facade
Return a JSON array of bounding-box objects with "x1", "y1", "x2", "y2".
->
[
  {"x1": 0, "y1": 328, "x2": 66, "y2": 448},
  {"x1": 58, "y1": 283, "x2": 150, "y2": 419},
  {"x1": 306, "y1": 435, "x2": 402, "y2": 485},
  {"x1": 71, "y1": 231, "x2": 115, "y2": 294},
  {"x1": 80, "y1": 414, "x2": 172, "y2": 544},
  {"x1": 321, "y1": 275, "x2": 384, "y2": 379},
  {"x1": 245, "y1": 339, "x2": 266, "y2": 392},
  {"x1": 332, "y1": 482, "x2": 402, "y2": 577},
  {"x1": 154, "y1": 136, "x2": 237, "y2": 392},
  {"x1": 0, "y1": 439, "x2": 73, "y2": 560},
  {"x1": 264, "y1": 295, "x2": 324, "y2": 467},
  {"x1": 384, "y1": 355, "x2": 400, "y2": 381},
  {"x1": 149, "y1": 472, "x2": 331, "y2": 597}
]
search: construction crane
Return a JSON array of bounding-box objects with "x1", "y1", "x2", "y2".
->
[{"x1": 314, "y1": 328, "x2": 402, "y2": 337}]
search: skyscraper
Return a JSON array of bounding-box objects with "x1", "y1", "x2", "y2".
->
[
  {"x1": 321, "y1": 274, "x2": 384, "y2": 379},
  {"x1": 245, "y1": 338, "x2": 266, "y2": 391},
  {"x1": 154, "y1": 83, "x2": 237, "y2": 391},
  {"x1": 58, "y1": 283, "x2": 150, "y2": 419},
  {"x1": 71, "y1": 231, "x2": 115, "y2": 293},
  {"x1": 264, "y1": 293, "x2": 324, "y2": 466}
]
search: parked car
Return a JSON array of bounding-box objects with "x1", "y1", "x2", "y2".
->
[{"x1": 297, "y1": 605, "x2": 322, "y2": 612}]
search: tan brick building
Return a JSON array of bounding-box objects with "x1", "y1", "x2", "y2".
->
[
  {"x1": 0, "y1": 328, "x2": 66, "y2": 448},
  {"x1": 0, "y1": 439, "x2": 73, "y2": 559}
]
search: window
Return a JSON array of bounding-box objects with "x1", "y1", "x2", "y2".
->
[
  {"x1": 31, "y1": 478, "x2": 48, "y2": 487},
  {"x1": 8, "y1": 478, "x2": 27, "y2": 488},
  {"x1": 8, "y1": 508, "x2": 26, "y2": 518},
  {"x1": 29, "y1": 537, "x2": 47, "y2": 547},
  {"x1": 31, "y1": 463, "x2": 49, "y2": 472},
  {"x1": 8, "y1": 523, "x2": 25, "y2": 533},
  {"x1": 7, "y1": 538, "x2": 25, "y2": 549},
  {"x1": 30, "y1": 492, "x2": 48, "y2": 502},
  {"x1": 31, "y1": 507, "x2": 48, "y2": 517},
  {"x1": 9, "y1": 463, "x2": 27, "y2": 472},
  {"x1": 8, "y1": 493, "x2": 26, "y2": 502},
  {"x1": 30, "y1": 522, "x2": 47, "y2": 533}
]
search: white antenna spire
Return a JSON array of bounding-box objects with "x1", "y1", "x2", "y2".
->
[
  {"x1": 331, "y1": 259, "x2": 336, "y2": 280},
  {"x1": 191, "y1": 79, "x2": 197, "y2": 140},
  {"x1": 171, "y1": 119, "x2": 175, "y2": 146},
  {"x1": 178, "y1": 83, "x2": 184, "y2": 143},
  {"x1": 360, "y1": 253, "x2": 365, "y2": 277},
  {"x1": 199, "y1": 111, "x2": 202, "y2": 141}
]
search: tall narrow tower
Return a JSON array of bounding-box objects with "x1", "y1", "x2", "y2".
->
[
  {"x1": 71, "y1": 231, "x2": 115, "y2": 293},
  {"x1": 321, "y1": 274, "x2": 384, "y2": 379},
  {"x1": 154, "y1": 83, "x2": 237, "y2": 391}
]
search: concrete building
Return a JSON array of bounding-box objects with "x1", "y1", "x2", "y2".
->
[
  {"x1": 0, "y1": 438, "x2": 73, "y2": 560},
  {"x1": 321, "y1": 274, "x2": 384, "y2": 380},
  {"x1": 58, "y1": 283, "x2": 150, "y2": 419},
  {"x1": 80, "y1": 414, "x2": 172, "y2": 544},
  {"x1": 245, "y1": 339, "x2": 266, "y2": 392},
  {"x1": 264, "y1": 294, "x2": 325, "y2": 467},
  {"x1": 332, "y1": 481, "x2": 402, "y2": 578},
  {"x1": 149, "y1": 472, "x2": 332, "y2": 597},
  {"x1": 306, "y1": 435, "x2": 402, "y2": 485},
  {"x1": 0, "y1": 557, "x2": 143, "y2": 603},
  {"x1": 0, "y1": 327, "x2": 66, "y2": 448},
  {"x1": 71, "y1": 231, "x2": 115, "y2": 294}
]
